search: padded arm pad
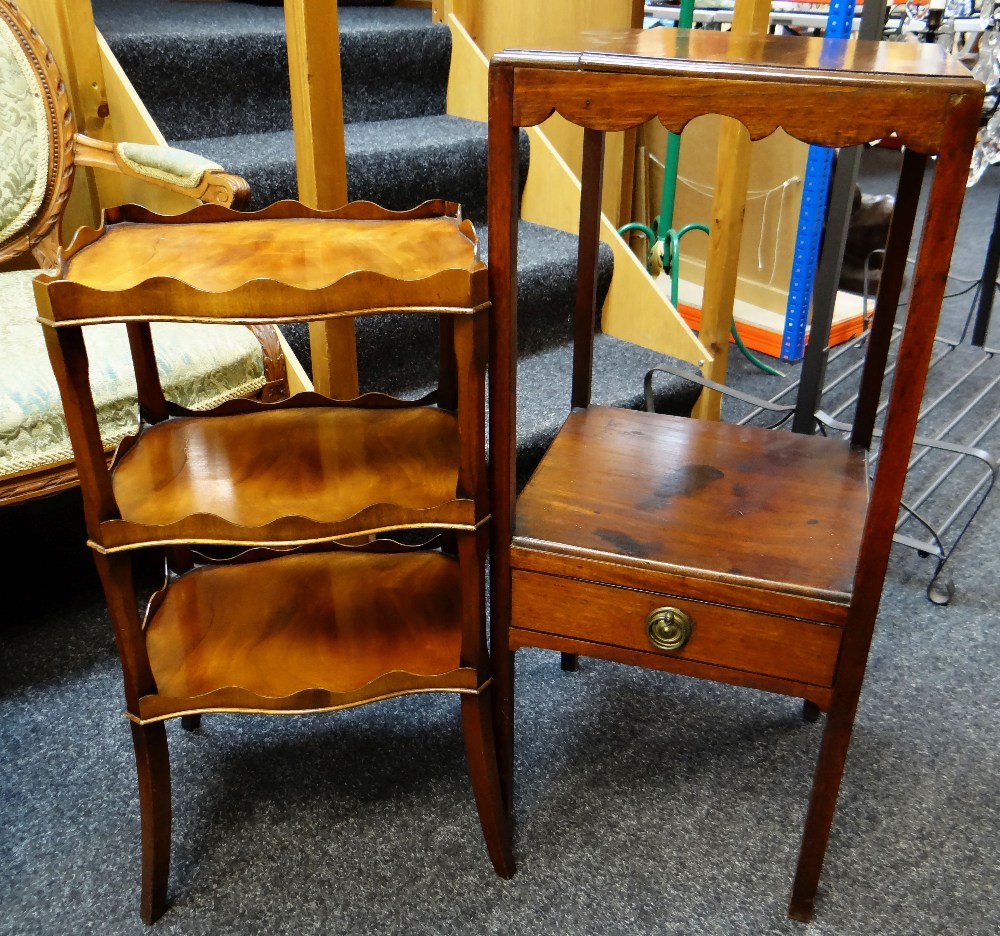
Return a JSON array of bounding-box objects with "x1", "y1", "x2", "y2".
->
[
  {"x1": 73, "y1": 133, "x2": 250, "y2": 209},
  {"x1": 115, "y1": 142, "x2": 224, "y2": 189}
]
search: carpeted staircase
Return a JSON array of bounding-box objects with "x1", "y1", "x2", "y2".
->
[{"x1": 91, "y1": 0, "x2": 700, "y2": 482}]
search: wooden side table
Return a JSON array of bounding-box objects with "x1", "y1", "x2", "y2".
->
[
  {"x1": 487, "y1": 29, "x2": 982, "y2": 920},
  {"x1": 37, "y1": 199, "x2": 514, "y2": 922}
]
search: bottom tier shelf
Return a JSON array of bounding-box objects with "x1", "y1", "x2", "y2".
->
[
  {"x1": 136, "y1": 549, "x2": 481, "y2": 723},
  {"x1": 514, "y1": 406, "x2": 868, "y2": 613}
]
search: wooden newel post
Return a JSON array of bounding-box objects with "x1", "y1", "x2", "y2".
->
[
  {"x1": 284, "y1": 0, "x2": 358, "y2": 398},
  {"x1": 691, "y1": 0, "x2": 771, "y2": 420}
]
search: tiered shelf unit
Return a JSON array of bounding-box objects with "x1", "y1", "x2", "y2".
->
[{"x1": 37, "y1": 199, "x2": 513, "y2": 923}]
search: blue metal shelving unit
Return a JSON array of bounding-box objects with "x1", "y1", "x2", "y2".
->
[{"x1": 780, "y1": 0, "x2": 858, "y2": 361}]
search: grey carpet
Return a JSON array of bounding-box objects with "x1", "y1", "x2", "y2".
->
[
  {"x1": 94, "y1": 4, "x2": 448, "y2": 136},
  {"x1": 1, "y1": 441, "x2": 997, "y2": 935},
  {"x1": 175, "y1": 115, "x2": 506, "y2": 217}
]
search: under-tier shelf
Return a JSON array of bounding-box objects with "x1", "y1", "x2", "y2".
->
[
  {"x1": 102, "y1": 403, "x2": 472, "y2": 549},
  {"x1": 512, "y1": 407, "x2": 869, "y2": 619},
  {"x1": 137, "y1": 549, "x2": 480, "y2": 723}
]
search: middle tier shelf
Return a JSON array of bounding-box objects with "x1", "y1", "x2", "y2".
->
[
  {"x1": 97, "y1": 400, "x2": 477, "y2": 550},
  {"x1": 137, "y1": 548, "x2": 482, "y2": 723}
]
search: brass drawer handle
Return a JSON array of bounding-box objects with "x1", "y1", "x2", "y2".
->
[{"x1": 645, "y1": 606, "x2": 693, "y2": 651}]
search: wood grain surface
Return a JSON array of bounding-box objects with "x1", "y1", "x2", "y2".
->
[
  {"x1": 513, "y1": 406, "x2": 868, "y2": 602},
  {"x1": 35, "y1": 200, "x2": 488, "y2": 324},
  {"x1": 141, "y1": 550, "x2": 477, "y2": 716},
  {"x1": 110, "y1": 405, "x2": 465, "y2": 539},
  {"x1": 61, "y1": 217, "x2": 480, "y2": 292},
  {"x1": 496, "y1": 27, "x2": 973, "y2": 80},
  {"x1": 511, "y1": 569, "x2": 842, "y2": 687}
]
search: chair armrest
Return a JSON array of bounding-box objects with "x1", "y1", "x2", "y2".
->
[{"x1": 73, "y1": 134, "x2": 250, "y2": 209}]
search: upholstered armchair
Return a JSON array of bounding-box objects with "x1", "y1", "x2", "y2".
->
[{"x1": 0, "y1": 0, "x2": 288, "y2": 506}]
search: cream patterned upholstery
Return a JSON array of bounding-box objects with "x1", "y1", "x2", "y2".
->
[
  {"x1": 0, "y1": 17, "x2": 49, "y2": 247},
  {"x1": 0, "y1": 269, "x2": 266, "y2": 478}
]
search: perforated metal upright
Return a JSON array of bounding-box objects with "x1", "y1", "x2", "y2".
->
[{"x1": 781, "y1": 0, "x2": 858, "y2": 362}]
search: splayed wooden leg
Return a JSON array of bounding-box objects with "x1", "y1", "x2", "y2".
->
[
  {"x1": 130, "y1": 721, "x2": 171, "y2": 924},
  {"x1": 461, "y1": 689, "x2": 515, "y2": 878}
]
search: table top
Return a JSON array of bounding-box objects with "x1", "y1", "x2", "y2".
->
[
  {"x1": 493, "y1": 27, "x2": 976, "y2": 87},
  {"x1": 513, "y1": 407, "x2": 869, "y2": 607},
  {"x1": 490, "y1": 28, "x2": 982, "y2": 152}
]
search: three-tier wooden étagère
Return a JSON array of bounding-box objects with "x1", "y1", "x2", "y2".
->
[
  {"x1": 36, "y1": 199, "x2": 514, "y2": 923},
  {"x1": 487, "y1": 30, "x2": 982, "y2": 920}
]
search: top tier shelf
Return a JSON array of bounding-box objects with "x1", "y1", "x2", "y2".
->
[
  {"x1": 34, "y1": 200, "x2": 488, "y2": 325},
  {"x1": 495, "y1": 28, "x2": 981, "y2": 152}
]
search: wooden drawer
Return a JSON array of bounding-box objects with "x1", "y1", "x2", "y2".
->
[{"x1": 511, "y1": 569, "x2": 842, "y2": 689}]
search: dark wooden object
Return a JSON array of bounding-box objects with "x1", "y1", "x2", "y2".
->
[
  {"x1": 38, "y1": 199, "x2": 513, "y2": 923},
  {"x1": 487, "y1": 29, "x2": 981, "y2": 921}
]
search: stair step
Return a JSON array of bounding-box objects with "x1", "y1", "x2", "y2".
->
[
  {"x1": 93, "y1": 0, "x2": 291, "y2": 142},
  {"x1": 91, "y1": 0, "x2": 701, "y2": 448},
  {"x1": 94, "y1": 1, "x2": 449, "y2": 143},
  {"x1": 344, "y1": 115, "x2": 491, "y2": 219},
  {"x1": 339, "y1": 7, "x2": 450, "y2": 124},
  {"x1": 276, "y1": 216, "x2": 699, "y2": 451},
  {"x1": 93, "y1": 0, "x2": 286, "y2": 38},
  {"x1": 478, "y1": 223, "x2": 614, "y2": 355},
  {"x1": 177, "y1": 114, "x2": 528, "y2": 217},
  {"x1": 275, "y1": 219, "x2": 611, "y2": 391}
]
